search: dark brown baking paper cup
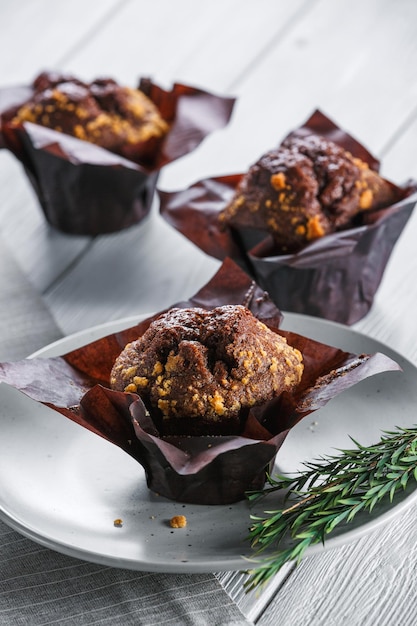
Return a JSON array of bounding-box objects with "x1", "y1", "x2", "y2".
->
[
  {"x1": 159, "y1": 110, "x2": 417, "y2": 325},
  {"x1": 0, "y1": 76, "x2": 235, "y2": 236},
  {"x1": 0, "y1": 259, "x2": 401, "y2": 504}
]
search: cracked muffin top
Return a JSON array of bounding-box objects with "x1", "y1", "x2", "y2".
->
[
  {"x1": 12, "y1": 71, "x2": 169, "y2": 164},
  {"x1": 219, "y1": 134, "x2": 397, "y2": 253},
  {"x1": 110, "y1": 305, "x2": 304, "y2": 435}
]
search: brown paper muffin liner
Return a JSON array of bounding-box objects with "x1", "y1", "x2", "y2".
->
[
  {"x1": 159, "y1": 110, "x2": 417, "y2": 325},
  {"x1": 0, "y1": 75, "x2": 235, "y2": 235},
  {"x1": 0, "y1": 259, "x2": 400, "y2": 504}
]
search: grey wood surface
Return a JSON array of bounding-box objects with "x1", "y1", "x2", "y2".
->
[{"x1": 1, "y1": 1, "x2": 417, "y2": 623}]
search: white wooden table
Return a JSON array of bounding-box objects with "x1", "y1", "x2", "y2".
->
[{"x1": 1, "y1": 1, "x2": 417, "y2": 623}]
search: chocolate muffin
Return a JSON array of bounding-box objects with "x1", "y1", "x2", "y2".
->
[
  {"x1": 12, "y1": 72, "x2": 169, "y2": 164},
  {"x1": 110, "y1": 305, "x2": 304, "y2": 436},
  {"x1": 219, "y1": 134, "x2": 398, "y2": 252}
]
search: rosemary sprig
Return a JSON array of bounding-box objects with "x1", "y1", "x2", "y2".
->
[{"x1": 245, "y1": 425, "x2": 417, "y2": 591}]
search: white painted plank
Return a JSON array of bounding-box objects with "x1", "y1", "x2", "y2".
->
[
  {"x1": 0, "y1": 0, "x2": 124, "y2": 291},
  {"x1": 162, "y1": 0, "x2": 417, "y2": 189},
  {"x1": 43, "y1": 205, "x2": 221, "y2": 332},
  {"x1": 61, "y1": 0, "x2": 309, "y2": 90},
  {"x1": 44, "y1": 0, "x2": 417, "y2": 334},
  {"x1": 257, "y1": 503, "x2": 417, "y2": 626},
  {"x1": 353, "y1": 113, "x2": 417, "y2": 361},
  {"x1": 39, "y1": 0, "x2": 311, "y2": 330},
  {"x1": 246, "y1": 7, "x2": 417, "y2": 619},
  {"x1": 2, "y1": 2, "x2": 417, "y2": 623},
  {"x1": 380, "y1": 114, "x2": 417, "y2": 183},
  {"x1": 0, "y1": 152, "x2": 91, "y2": 292},
  {"x1": 0, "y1": 0, "x2": 308, "y2": 293},
  {"x1": 217, "y1": 565, "x2": 295, "y2": 624},
  {"x1": 0, "y1": 0, "x2": 123, "y2": 85}
]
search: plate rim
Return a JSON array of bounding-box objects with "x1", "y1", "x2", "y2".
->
[{"x1": 1, "y1": 311, "x2": 417, "y2": 573}]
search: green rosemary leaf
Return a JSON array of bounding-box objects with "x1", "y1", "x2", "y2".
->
[
  {"x1": 365, "y1": 484, "x2": 386, "y2": 497},
  {"x1": 346, "y1": 501, "x2": 365, "y2": 522},
  {"x1": 290, "y1": 510, "x2": 312, "y2": 532},
  {"x1": 372, "y1": 480, "x2": 396, "y2": 501},
  {"x1": 400, "y1": 455, "x2": 417, "y2": 464},
  {"x1": 386, "y1": 460, "x2": 401, "y2": 471},
  {"x1": 323, "y1": 483, "x2": 346, "y2": 493},
  {"x1": 391, "y1": 444, "x2": 408, "y2": 464},
  {"x1": 325, "y1": 509, "x2": 350, "y2": 533},
  {"x1": 337, "y1": 498, "x2": 362, "y2": 506},
  {"x1": 246, "y1": 492, "x2": 264, "y2": 503},
  {"x1": 303, "y1": 515, "x2": 333, "y2": 530},
  {"x1": 350, "y1": 473, "x2": 369, "y2": 491},
  {"x1": 245, "y1": 424, "x2": 417, "y2": 591},
  {"x1": 384, "y1": 473, "x2": 402, "y2": 482},
  {"x1": 367, "y1": 495, "x2": 381, "y2": 512},
  {"x1": 400, "y1": 471, "x2": 410, "y2": 489}
]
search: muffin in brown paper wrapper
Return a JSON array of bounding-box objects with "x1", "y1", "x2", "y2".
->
[
  {"x1": 159, "y1": 110, "x2": 417, "y2": 325},
  {"x1": 0, "y1": 73, "x2": 235, "y2": 236},
  {"x1": 0, "y1": 259, "x2": 401, "y2": 504}
]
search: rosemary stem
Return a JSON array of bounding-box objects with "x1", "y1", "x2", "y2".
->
[{"x1": 244, "y1": 425, "x2": 417, "y2": 591}]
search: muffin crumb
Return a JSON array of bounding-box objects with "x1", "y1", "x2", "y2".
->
[{"x1": 170, "y1": 515, "x2": 187, "y2": 528}]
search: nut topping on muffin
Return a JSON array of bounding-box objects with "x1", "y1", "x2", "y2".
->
[
  {"x1": 12, "y1": 72, "x2": 169, "y2": 163},
  {"x1": 110, "y1": 305, "x2": 303, "y2": 435},
  {"x1": 219, "y1": 134, "x2": 398, "y2": 252}
]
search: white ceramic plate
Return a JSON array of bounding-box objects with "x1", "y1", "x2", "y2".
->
[{"x1": 1, "y1": 313, "x2": 417, "y2": 573}]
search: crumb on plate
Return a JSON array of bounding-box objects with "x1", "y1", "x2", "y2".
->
[{"x1": 170, "y1": 515, "x2": 187, "y2": 528}]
